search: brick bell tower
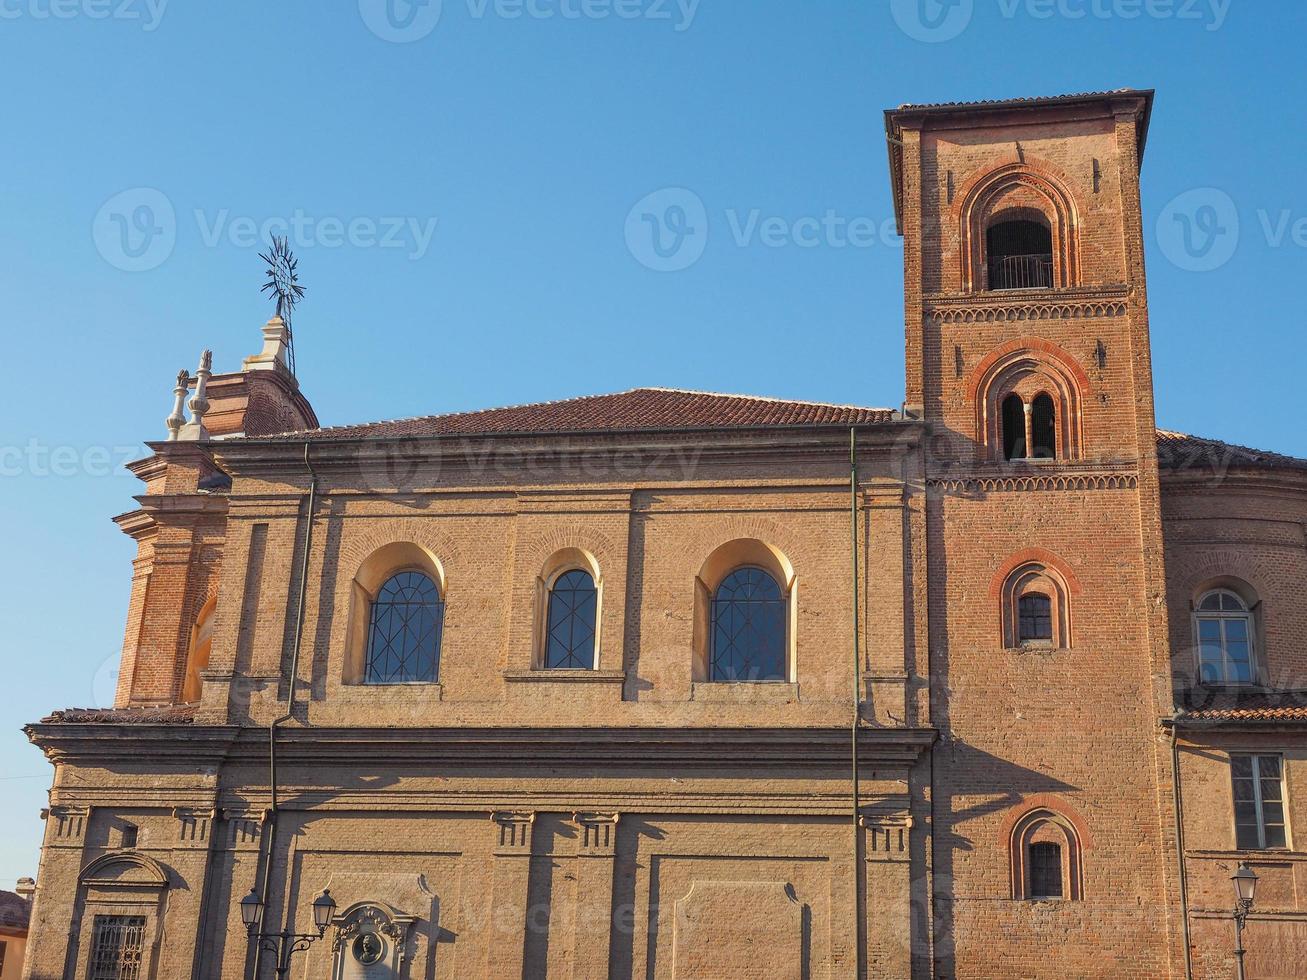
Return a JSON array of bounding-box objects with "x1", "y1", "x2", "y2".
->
[{"x1": 885, "y1": 92, "x2": 1185, "y2": 976}]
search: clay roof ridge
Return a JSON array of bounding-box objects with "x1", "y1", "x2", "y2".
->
[
  {"x1": 621, "y1": 386, "x2": 893, "y2": 413},
  {"x1": 894, "y1": 88, "x2": 1147, "y2": 111}
]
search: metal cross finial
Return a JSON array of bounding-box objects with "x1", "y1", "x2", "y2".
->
[{"x1": 259, "y1": 236, "x2": 306, "y2": 375}]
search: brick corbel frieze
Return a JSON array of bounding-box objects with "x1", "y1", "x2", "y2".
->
[{"x1": 924, "y1": 285, "x2": 1131, "y2": 325}]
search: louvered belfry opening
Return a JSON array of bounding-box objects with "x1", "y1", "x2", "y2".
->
[{"x1": 986, "y1": 218, "x2": 1054, "y2": 290}]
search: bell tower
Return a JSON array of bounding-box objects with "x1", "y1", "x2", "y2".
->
[{"x1": 885, "y1": 91, "x2": 1186, "y2": 977}]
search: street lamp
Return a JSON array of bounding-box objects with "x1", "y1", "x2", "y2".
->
[
  {"x1": 1231, "y1": 863, "x2": 1258, "y2": 980},
  {"x1": 240, "y1": 887, "x2": 337, "y2": 978}
]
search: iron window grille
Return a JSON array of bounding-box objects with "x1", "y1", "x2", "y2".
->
[
  {"x1": 364, "y1": 571, "x2": 444, "y2": 684},
  {"x1": 542, "y1": 569, "x2": 599, "y2": 669},
  {"x1": 1028, "y1": 842, "x2": 1064, "y2": 899},
  {"x1": 710, "y1": 567, "x2": 787, "y2": 682},
  {"x1": 88, "y1": 915, "x2": 146, "y2": 980},
  {"x1": 986, "y1": 219, "x2": 1054, "y2": 290},
  {"x1": 1232, "y1": 754, "x2": 1287, "y2": 850}
]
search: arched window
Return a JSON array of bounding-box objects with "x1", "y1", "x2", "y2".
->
[
  {"x1": 1018, "y1": 594, "x2": 1053, "y2": 644},
  {"x1": 1030, "y1": 393, "x2": 1056, "y2": 459},
  {"x1": 1195, "y1": 589, "x2": 1256, "y2": 685},
  {"x1": 986, "y1": 216, "x2": 1053, "y2": 290},
  {"x1": 1002, "y1": 393, "x2": 1026, "y2": 461},
  {"x1": 1028, "y1": 842, "x2": 1063, "y2": 899},
  {"x1": 1006, "y1": 803, "x2": 1086, "y2": 901},
  {"x1": 543, "y1": 569, "x2": 598, "y2": 669},
  {"x1": 711, "y1": 567, "x2": 787, "y2": 682},
  {"x1": 365, "y1": 571, "x2": 444, "y2": 684},
  {"x1": 993, "y1": 550, "x2": 1080, "y2": 650},
  {"x1": 182, "y1": 596, "x2": 216, "y2": 703}
]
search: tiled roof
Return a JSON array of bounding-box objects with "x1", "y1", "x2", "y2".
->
[
  {"x1": 0, "y1": 890, "x2": 31, "y2": 931},
  {"x1": 1175, "y1": 690, "x2": 1307, "y2": 725},
  {"x1": 893, "y1": 89, "x2": 1150, "y2": 113},
  {"x1": 248, "y1": 388, "x2": 897, "y2": 442},
  {"x1": 41, "y1": 704, "x2": 198, "y2": 725},
  {"x1": 1156, "y1": 430, "x2": 1307, "y2": 474}
]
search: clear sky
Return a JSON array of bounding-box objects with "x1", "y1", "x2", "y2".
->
[{"x1": 0, "y1": 0, "x2": 1302, "y2": 885}]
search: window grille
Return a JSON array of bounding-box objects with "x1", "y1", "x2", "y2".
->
[
  {"x1": 88, "y1": 915, "x2": 146, "y2": 980},
  {"x1": 1018, "y1": 594, "x2": 1053, "y2": 643},
  {"x1": 543, "y1": 569, "x2": 598, "y2": 669},
  {"x1": 710, "y1": 567, "x2": 787, "y2": 682},
  {"x1": 365, "y1": 571, "x2": 444, "y2": 684},
  {"x1": 1028, "y1": 842, "x2": 1063, "y2": 899},
  {"x1": 986, "y1": 219, "x2": 1053, "y2": 290}
]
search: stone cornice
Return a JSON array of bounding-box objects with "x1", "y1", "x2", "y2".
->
[{"x1": 25, "y1": 724, "x2": 937, "y2": 769}]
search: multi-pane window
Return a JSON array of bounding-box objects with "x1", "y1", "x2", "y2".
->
[
  {"x1": 1028, "y1": 842, "x2": 1064, "y2": 899},
  {"x1": 1195, "y1": 589, "x2": 1255, "y2": 684},
  {"x1": 88, "y1": 915, "x2": 146, "y2": 980},
  {"x1": 1232, "y1": 754, "x2": 1287, "y2": 850},
  {"x1": 543, "y1": 569, "x2": 598, "y2": 669},
  {"x1": 710, "y1": 567, "x2": 787, "y2": 682},
  {"x1": 364, "y1": 571, "x2": 444, "y2": 684},
  {"x1": 1018, "y1": 594, "x2": 1053, "y2": 644}
]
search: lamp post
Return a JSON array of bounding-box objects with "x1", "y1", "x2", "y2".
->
[
  {"x1": 240, "y1": 887, "x2": 337, "y2": 979},
  {"x1": 1231, "y1": 862, "x2": 1258, "y2": 980}
]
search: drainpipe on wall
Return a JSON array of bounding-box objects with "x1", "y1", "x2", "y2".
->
[
  {"x1": 850, "y1": 427, "x2": 864, "y2": 979},
  {"x1": 253, "y1": 443, "x2": 319, "y2": 979},
  {"x1": 1162, "y1": 715, "x2": 1194, "y2": 979}
]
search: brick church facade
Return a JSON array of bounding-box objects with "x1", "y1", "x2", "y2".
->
[{"x1": 20, "y1": 90, "x2": 1307, "y2": 978}]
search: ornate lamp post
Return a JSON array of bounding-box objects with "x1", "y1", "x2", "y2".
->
[
  {"x1": 1231, "y1": 862, "x2": 1258, "y2": 980},
  {"x1": 240, "y1": 887, "x2": 337, "y2": 978}
]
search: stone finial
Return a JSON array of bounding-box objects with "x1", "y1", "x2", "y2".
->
[
  {"x1": 242, "y1": 316, "x2": 294, "y2": 376},
  {"x1": 165, "y1": 369, "x2": 189, "y2": 441},
  {"x1": 15, "y1": 876, "x2": 35, "y2": 900},
  {"x1": 178, "y1": 349, "x2": 213, "y2": 442}
]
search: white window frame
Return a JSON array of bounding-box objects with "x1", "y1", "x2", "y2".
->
[{"x1": 1193, "y1": 589, "x2": 1258, "y2": 686}]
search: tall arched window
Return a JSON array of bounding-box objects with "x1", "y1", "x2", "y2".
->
[
  {"x1": 1195, "y1": 589, "x2": 1256, "y2": 685},
  {"x1": 543, "y1": 569, "x2": 598, "y2": 669},
  {"x1": 182, "y1": 596, "x2": 216, "y2": 703},
  {"x1": 1002, "y1": 393, "x2": 1026, "y2": 461},
  {"x1": 711, "y1": 567, "x2": 787, "y2": 682},
  {"x1": 365, "y1": 571, "x2": 444, "y2": 684},
  {"x1": 1030, "y1": 393, "x2": 1056, "y2": 459},
  {"x1": 986, "y1": 216, "x2": 1053, "y2": 290},
  {"x1": 1007, "y1": 804, "x2": 1086, "y2": 901}
]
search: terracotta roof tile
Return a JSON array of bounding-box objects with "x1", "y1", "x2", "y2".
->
[
  {"x1": 0, "y1": 890, "x2": 31, "y2": 931},
  {"x1": 892, "y1": 89, "x2": 1149, "y2": 113},
  {"x1": 1175, "y1": 690, "x2": 1307, "y2": 725},
  {"x1": 248, "y1": 387, "x2": 897, "y2": 441},
  {"x1": 41, "y1": 704, "x2": 198, "y2": 725},
  {"x1": 1156, "y1": 429, "x2": 1307, "y2": 474}
]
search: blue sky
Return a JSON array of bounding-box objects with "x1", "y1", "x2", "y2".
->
[{"x1": 0, "y1": 0, "x2": 1302, "y2": 883}]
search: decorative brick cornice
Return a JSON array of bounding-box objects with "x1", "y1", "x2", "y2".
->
[
  {"x1": 924, "y1": 286, "x2": 1131, "y2": 325},
  {"x1": 927, "y1": 471, "x2": 1138, "y2": 494}
]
